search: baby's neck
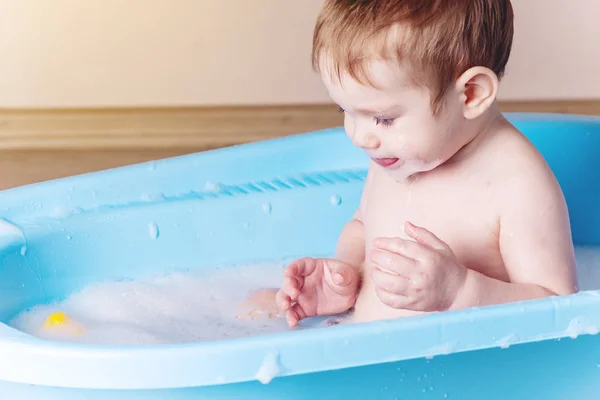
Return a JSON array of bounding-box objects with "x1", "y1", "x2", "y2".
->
[
  {"x1": 398, "y1": 103, "x2": 504, "y2": 183},
  {"x1": 447, "y1": 102, "x2": 504, "y2": 166}
]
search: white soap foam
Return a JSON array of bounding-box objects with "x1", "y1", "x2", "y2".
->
[
  {"x1": 496, "y1": 333, "x2": 519, "y2": 349},
  {"x1": 9, "y1": 246, "x2": 600, "y2": 346},
  {"x1": 9, "y1": 262, "x2": 299, "y2": 345},
  {"x1": 566, "y1": 316, "x2": 599, "y2": 339},
  {"x1": 255, "y1": 351, "x2": 280, "y2": 384}
]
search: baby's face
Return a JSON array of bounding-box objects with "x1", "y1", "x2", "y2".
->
[{"x1": 320, "y1": 59, "x2": 467, "y2": 181}]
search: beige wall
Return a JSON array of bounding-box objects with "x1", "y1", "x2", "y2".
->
[{"x1": 0, "y1": 0, "x2": 598, "y2": 108}]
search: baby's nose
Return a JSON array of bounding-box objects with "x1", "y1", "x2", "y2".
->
[{"x1": 351, "y1": 131, "x2": 380, "y2": 149}]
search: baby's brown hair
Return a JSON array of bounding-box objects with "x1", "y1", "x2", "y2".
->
[{"x1": 312, "y1": 0, "x2": 514, "y2": 113}]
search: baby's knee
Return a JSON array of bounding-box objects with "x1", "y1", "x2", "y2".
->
[{"x1": 236, "y1": 288, "x2": 281, "y2": 320}]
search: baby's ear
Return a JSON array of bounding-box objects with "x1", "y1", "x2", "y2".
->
[{"x1": 454, "y1": 67, "x2": 499, "y2": 120}]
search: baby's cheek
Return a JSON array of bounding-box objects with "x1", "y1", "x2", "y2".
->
[
  {"x1": 388, "y1": 134, "x2": 420, "y2": 159},
  {"x1": 343, "y1": 117, "x2": 354, "y2": 139}
]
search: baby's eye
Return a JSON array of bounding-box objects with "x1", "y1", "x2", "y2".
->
[
  {"x1": 338, "y1": 106, "x2": 345, "y2": 113},
  {"x1": 375, "y1": 117, "x2": 395, "y2": 127}
]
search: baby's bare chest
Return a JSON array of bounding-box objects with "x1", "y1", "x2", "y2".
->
[{"x1": 360, "y1": 170, "x2": 505, "y2": 278}]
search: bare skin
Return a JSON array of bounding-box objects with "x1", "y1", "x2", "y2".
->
[{"x1": 241, "y1": 59, "x2": 578, "y2": 327}]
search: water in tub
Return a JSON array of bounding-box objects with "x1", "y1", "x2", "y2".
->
[
  {"x1": 9, "y1": 261, "x2": 303, "y2": 344},
  {"x1": 8, "y1": 247, "x2": 600, "y2": 345}
]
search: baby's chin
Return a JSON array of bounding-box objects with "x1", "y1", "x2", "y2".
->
[{"x1": 389, "y1": 158, "x2": 443, "y2": 182}]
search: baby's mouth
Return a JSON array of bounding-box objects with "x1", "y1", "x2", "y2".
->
[{"x1": 371, "y1": 157, "x2": 401, "y2": 168}]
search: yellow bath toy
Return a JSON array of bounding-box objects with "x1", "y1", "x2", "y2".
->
[{"x1": 43, "y1": 311, "x2": 85, "y2": 334}]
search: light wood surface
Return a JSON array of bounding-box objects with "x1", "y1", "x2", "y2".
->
[
  {"x1": 0, "y1": 105, "x2": 343, "y2": 150},
  {"x1": 0, "y1": 101, "x2": 598, "y2": 190},
  {"x1": 1, "y1": 100, "x2": 599, "y2": 151},
  {"x1": 0, "y1": 150, "x2": 199, "y2": 191}
]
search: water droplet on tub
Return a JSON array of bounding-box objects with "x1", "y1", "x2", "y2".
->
[
  {"x1": 148, "y1": 223, "x2": 159, "y2": 240},
  {"x1": 243, "y1": 222, "x2": 250, "y2": 228},
  {"x1": 330, "y1": 195, "x2": 342, "y2": 206},
  {"x1": 66, "y1": 236, "x2": 72, "y2": 240},
  {"x1": 20, "y1": 246, "x2": 27, "y2": 256},
  {"x1": 262, "y1": 203, "x2": 272, "y2": 215},
  {"x1": 148, "y1": 161, "x2": 157, "y2": 171},
  {"x1": 50, "y1": 206, "x2": 72, "y2": 219},
  {"x1": 141, "y1": 193, "x2": 165, "y2": 202},
  {"x1": 204, "y1": 181, "x2": 223, "y2": 193}
]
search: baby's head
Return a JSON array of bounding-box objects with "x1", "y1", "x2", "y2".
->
[{"x1": 312, "y1": 0, "x2": 514, "y2": 180}]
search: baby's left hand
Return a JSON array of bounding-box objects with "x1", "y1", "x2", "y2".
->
[{"x1": 370, "y1": 222, "x2": 468, "y2": 312}]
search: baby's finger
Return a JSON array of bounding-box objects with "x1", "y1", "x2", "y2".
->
[
  {"x1": 281, "y1": 276, "x2": 300, "y2": 300},
  {"x1": 324, "y1": 260, "x2": 356, "y2": 289},
  {"x1": 286, "y1": 258, "x2": 317, "y2": 277},
  {"x1": 284, "y1": 263, "x2": 298, "y2": 277},
  {"x1": 371, "y1": 249, "x2": 415, "y2": 276},
  {"x1": 371, "y1": 268, "x2": 411, "y2": 295},
  {"x1": 373, "y1": 237, "x2": 425, "y2": 260},
  {"x1": 286, "y1": 304, "x2": 307, "y2": 328},
  {"x1": 374, "y1": 287, "x2": 412, "y2": 309},
  {"x1": 275, "y1": 289, "x2": 291, "y2": 311},
  {"x1": 404, "y1": 222, "x2": 450, "y2": 253}
]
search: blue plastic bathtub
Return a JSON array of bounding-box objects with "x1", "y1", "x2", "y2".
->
[{"x1": 1, "y1": 112, "x2": 600, "y2": 399}]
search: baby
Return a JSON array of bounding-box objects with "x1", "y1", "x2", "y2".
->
[{"x1": 241, "y1": 0, "x2": 578, "y2": 327}]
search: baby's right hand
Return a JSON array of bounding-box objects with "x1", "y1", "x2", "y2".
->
[{"x1": 276, "y1": 257, "x2": 359, "y2": 327}]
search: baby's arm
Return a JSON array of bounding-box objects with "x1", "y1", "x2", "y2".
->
[
  {"x1": 451, "y1": 161, "x2": 578, "y2": 310},
  {"x1": 334, "y1": 209, "x2": 366, "y2": 274}
]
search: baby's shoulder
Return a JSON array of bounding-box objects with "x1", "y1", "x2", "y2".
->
[{"x1": 485, "y1": 125, "x2": 564, "y2": 207}]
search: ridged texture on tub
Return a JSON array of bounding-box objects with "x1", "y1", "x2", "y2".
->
[
  {"x1": 194, "y1": 170, "x2": 367, "y2": 199},
  {"x1": 13, "y1": 169, "x2": 367, "y2": 224},
  {"x1": 113, "y1": 169, "x2": 366, "y2": 206}
]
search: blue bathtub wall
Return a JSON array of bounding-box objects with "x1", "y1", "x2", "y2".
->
[
  {"x1": 0, "y1": 132, "x2": 369, "y2": 319},
  {"x1": 0, "y1": 113, "x2": 598, "y2": 399}
]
